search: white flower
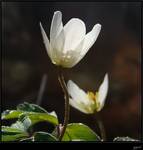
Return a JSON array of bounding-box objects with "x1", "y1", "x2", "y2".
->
[
  {"x1": 40, "y1": 11, "x2": 101, "y2": 68},
  {"x1": 67, "y1": 74, "x2": 109, "y2": 114}
]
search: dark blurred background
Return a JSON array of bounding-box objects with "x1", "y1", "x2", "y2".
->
[{"x1": 2, "y1": 2, "x2": 141, "y2": 141}]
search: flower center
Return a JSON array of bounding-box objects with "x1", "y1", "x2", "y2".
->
[{"x1": 87, "y1": 91, "x2": 96, "y2": 101}]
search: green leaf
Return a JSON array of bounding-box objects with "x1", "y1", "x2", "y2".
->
[
  {"x1": 113, "y1": 137, "x2": 139, "y2": 141},
  {"x1": 2, "y1": 110, "x2": 22, "y2": 119},
  {"x1": 2, "y1": 115, "x2": 32, "y2": 141},
  {"x1": 11, "y1": 115, "x2": 32, "y2": 132},
  {"x1": 2, "y1": 126, "x2": 28, "y2": 142},
  {"x1": 2, "y1": 102, "x2": 59, "y2": 126},
  {"x1": 33, "y1": 132, "x2": 57, "y2": 141},
  {"x1": 2, "y1": 126, "x2": 25, "y2": 133},
  {"x1": 19, "y1": 112, "x2": 58, "y2": 126},
  {"x1": 2, "y1": 111, "x2": 58, "y2": 126},
  {"x1": 17, "y1": 102, "x2": 48, "y2": 113},
  {"x1": 53, "y1": 123, "x2": 101, "y2": 141}
]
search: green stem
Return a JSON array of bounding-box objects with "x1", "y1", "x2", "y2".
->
[
  {"x1": 94, "y1": 113, "x2": 106, "y2": 141},
  {"x1": 58, "y1": 68, "x2": 70, "y2": 141}
]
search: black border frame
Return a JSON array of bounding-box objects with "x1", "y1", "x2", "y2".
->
[{"x1": 0, "y1": 1, "x2": 142, "y2": 147}]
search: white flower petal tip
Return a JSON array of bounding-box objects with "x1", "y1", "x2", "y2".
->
[
  {"x1": 94, "y1": 23, "x2": 102, "y2": 29},
  {"x1": 67, "y1": 80, "x2": 73, "y2": 87},
  {"x1": 50, "y1": 10, "x2": 63, "y2": 43},
  {"x1": 97, "y1": 73, "x2": 109, "y2": 111},
  {"x1": 101, "y1": 73, "x2": 109, "y2": 98},
  {"x1": 54, "y1": 11, "x2": 62, "y2": 15},
  {"x1": 40, "y1": 11, "x2": 101, "y2": 68},
  {"x1": 39, "y1": 22, "x2": 44, "y2": 33},
  {"x1": 94, "y1": 24, "x2": 101, "y2": 37},
  {"x1": 92, "y1": 23, "x2": 102, "y2": 38},
  {"x1": 39, "y1": 22, "x2": 51, "y2": 58},
  {"x1": 52, "y1": 11, "x2": 62, "y2": 22}
]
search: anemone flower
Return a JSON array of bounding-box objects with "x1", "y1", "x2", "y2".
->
[
  {"x1": 67, "y1": 74, "x2": 109, "y2": 114},
  {"x1": 40, "y1": 11, "x2": 101, "y2": 68}
]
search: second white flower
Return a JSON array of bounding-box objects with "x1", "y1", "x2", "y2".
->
[{"x1": 67, "y1": 74, "x2": 109, "y2": 114}]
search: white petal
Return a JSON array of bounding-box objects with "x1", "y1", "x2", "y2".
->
[
  {"x1": 66, "y1": 39, "x2": 85, "y2": 67},
  {"x1": 51, "y1": 29, "x2": 65, "y2": 64},
  {"x1": 59, "y1": 39, "x2": 84, "y2": 68},
  {"x1": 69, "y1": 98, "x2": 90, "y2": 114},
  {"x1": 50, "y1": 11, "x2": 63, "y2": 46},
  {"x1": 81, "y1": 24, "x2": 101, "y2": 56},
  {"x1": 68, "y1": 24, "x2": 101, "y2": 67},
  {"x1": 97, "y1": 73, "x2": 109, "y2": 111},
  {"x1": 40, "y1": 22, "x2": 51, "y2": 58},
  {"x1": 54, "y1": 29, "x2": 65, "y2": 51},
  {"x1": 63, "y1": 18, "x2": 86, "y2": 52},
  {"x1": 67, "y1": 80, "x2": 90, "y2": 105}
]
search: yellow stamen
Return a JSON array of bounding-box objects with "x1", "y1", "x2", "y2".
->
[{"x1": 87, "y1": 91, "x2": 96, "y2": 101}]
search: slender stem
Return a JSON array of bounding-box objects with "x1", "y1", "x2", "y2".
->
[
  {"x1": 58, "y1": 68, "x2": 70, "y2": 141},
  {"x1": 94, "y1": 113, "x2": 106, "y2": 141},
  {"x1": 36, "y1": 74, "x2": 47, "y2": 105}
]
